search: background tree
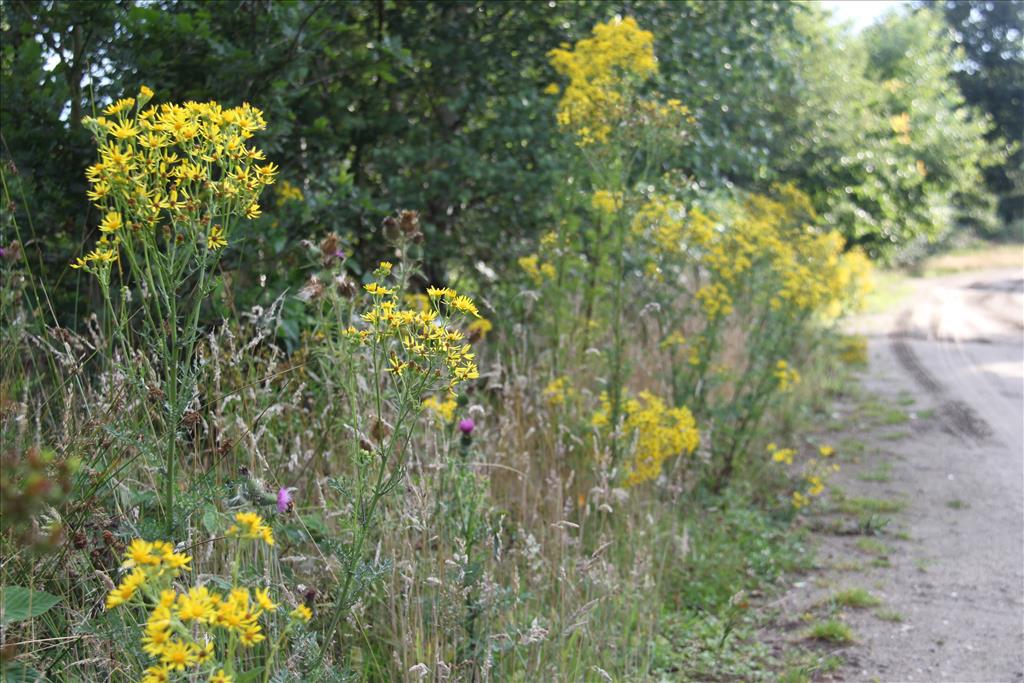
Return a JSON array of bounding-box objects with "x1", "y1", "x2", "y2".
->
[
  {"x1": 0, "y1": 0, "x2": 1008, "y2": 331},
  {"x1": 778, "y1": 4, "x2": 1000, "y2": 259},
  {"x1": 938, "y1": 0, "x2": 1023, "y2": 234}
]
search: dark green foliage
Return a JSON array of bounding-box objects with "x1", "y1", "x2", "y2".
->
[
  {"x1": 939, "y1": 0, "x2": 1024, "y2": 231},
  {"x1": 0, "y1": 0, "x2": 1006, "y2": 329}
]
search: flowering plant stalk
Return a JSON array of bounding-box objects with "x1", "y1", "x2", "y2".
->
[
  {"x1": 547, "y1": 17, "x2": 693, "y2": 469},
  {"x1": 74, "y1": 88, "x2": 276, "y2": 532},
  {"x1": 306, "y1": 222, "x2": 481, "y2": 670}
]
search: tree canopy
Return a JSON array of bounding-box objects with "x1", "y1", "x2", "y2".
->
[{"x1": 0, "y1": 0, "x2": 1009, "y2": 326}]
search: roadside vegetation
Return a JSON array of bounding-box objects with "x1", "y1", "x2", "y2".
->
[{"x1": 1, "y1": 1, "x2": 1020, "y2": 681}]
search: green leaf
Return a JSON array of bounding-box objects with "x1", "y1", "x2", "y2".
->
[
  {"x1": 1, "y1": 586, "x2": 61, "y2": 626},
  {"x1": 2, "y1": 662, "x2": 47, "y2": 683},
  {"x1": 202, "y1": 504, "x2": 220, "y2": 535}
]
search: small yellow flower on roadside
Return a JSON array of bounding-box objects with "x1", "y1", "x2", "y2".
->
[{"x1": 290, "y1": 604, "x2": 313, "y2": 622}]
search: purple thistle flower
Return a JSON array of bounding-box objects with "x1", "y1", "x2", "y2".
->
[
  {"x1": 277, "y1": 487, "x2": 293, "y2": 513},
  {"x1": 458, "y1": 418, "x2": 475, "y2": 435}
]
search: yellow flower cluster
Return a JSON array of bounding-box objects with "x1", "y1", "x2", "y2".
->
[
  {"x1": 838, "y1": 335, "x2": 869, "y2": 366},
  {"x1": 890, "y1": 112, "x2": 911, "y2": 144},
  {"x1": 74, "y1": 86, "x2": 275, "y2": 271},
  {"x1": 767, "y1": 443, "x2": 795, "y2": 465},
  {"x1": 226, "y1": 511, "x2": 275, "y2": 546},
  {"x1": 695, "y1": 282, "x2": 734, "y2": 320},
  {"x1": 466, "y1": 317, "x2": 493, "y2": 341},
  {"x1": 630, "y1": 194, "x2": 687, "y2": 256},
  {"x1": 591, "y1": 190, "x2": 623, "y2": 216},
  {"x1": 422, "y1": 395, "x2": 458, "y2": 423},
  {"x1": 275, "y1": 179, "x2": 304, "y2": 205},
  {"x1": 518, "y1": 254, "x2": 556, "y2": 286},
  {"x1": 105, "y1": 539, "x2": 192, "y2": 609},
  {"x1": 548, "y1": 17, "x2": 657, "y2": 145},
  {"x1": 659, "y1": 331, "x2": 687, "y2": 350},
  {"x1": 645, "y1": 186, "x2": 870, "y2": 326},
  {"x1": 107, "y1": 519, "x2": 309, "y2": 681},
  {"x1": 542, "y1": 376, "x2": 576, "y2": 407},
  {"x1": 592, "y1": 391, "x2": 700, "y2": 486},
  {"x1": 344, "y1": 281, "x2": 480, "y2": 391},
  {"x1": 773, "y1": 360, "x2": 801, "y2": 392},
  {"x1": 790, "y1": 456, "x2": 839, "y2": 510}
]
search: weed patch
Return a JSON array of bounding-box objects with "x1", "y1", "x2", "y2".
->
[{"x1": 804, "y1": 619, "x2": 855, "y2": 644}]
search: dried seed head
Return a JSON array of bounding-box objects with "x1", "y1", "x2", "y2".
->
[
  {"x1": 370, "y1": 418, "x2": 393, "y2": 442},
  {"x1": 297, "y1": 275, "x2": 325, "y2": 302},
  {"x1": 1, "y1": 241, "x2": 21, "y2": 261},
  {"x1": 147, "y1": 384, "x2": 166, "y2": 402},
  {"x1": 398, "y1": 209, "x2": 420, "y2": 235},
  {"x1": 319, "y1": 232, "x2": 340, "y2": 257},
  {"x1": 334, "y1": 273, "x2": 357, "y2": 298},
  {"x1": 382, "y1": 215, "x2": 401, "y2": 242}
]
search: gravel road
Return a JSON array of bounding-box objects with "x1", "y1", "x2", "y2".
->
[{"x1": 795, "y1": 267, "x2": 1024, "y2": 682}]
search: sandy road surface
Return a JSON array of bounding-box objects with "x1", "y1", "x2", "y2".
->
[{"x1": 792, "y1": 267, "x2": 1024, "y2": 682}]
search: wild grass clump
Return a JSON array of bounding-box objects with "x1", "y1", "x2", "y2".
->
[
  {"x1": 827, "y1": 588, "x2": 882, "y2": 609},
  {"x1": 1, "y1": 17, "x2": 873, "y2": 682},
  {"x1": 803, "y1": 619, "x2": 855, "y2": 644}
]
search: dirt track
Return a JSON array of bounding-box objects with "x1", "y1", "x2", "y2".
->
[{"x1": 795, "y1": 267, "x2": 1024, "y2": 682}]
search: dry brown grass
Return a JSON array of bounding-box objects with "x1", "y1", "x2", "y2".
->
[{"x1": 922, "y1": 243, "x2": 1023, "y2": 276}]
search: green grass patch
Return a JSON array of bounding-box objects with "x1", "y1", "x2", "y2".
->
[
  {"x1": 839, "y1": 497, "x2": 905, "y2": 515},
  {"x1": 776, "y1": 654, "x2": 845, "y2": 683},
  {"x1": 830, "y1": 559, "x2": 865, "y2": 572},
  {"x1": 649, "y1": 494, "x2": 823, "y2": 680},
  {"x1": 860, "y1": 399, "x2": 909, "y2": 426},
  {"x1": 946, "y1": 499, "x2": 969, "y2": 510},
  {"x1": 875, "y1": 609, "x2": 904, "y2": 623},
  {"x1": 838, "y1": 438, "x2": 866, "y2": 457},
  {"x1": 803, "y1": 619, "x2": 854, "y2": 644},
  {"x1": 855, "y1": 538, "x2": 890, "y2": 556},
  {"x1": 828, "y1": 588, "x2": 881, "y2": 609},
  {"x1": 857, "y1": 462, "x2": 892, "y2": 483},
  {"x1": 665, "y1": 497, "x2": 812, "y2": 611}
]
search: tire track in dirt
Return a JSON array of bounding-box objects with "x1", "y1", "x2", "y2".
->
[
  {"x1": 890, "y1": 309, "x2": 994, "y2": 442},
  {"x1": 826, "y1": 268, "x2": 1024, "y2": 681}
]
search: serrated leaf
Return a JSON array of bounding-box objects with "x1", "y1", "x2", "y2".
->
[{"x1": 1, "y1": 586, "x2": 61, "y2": 626}]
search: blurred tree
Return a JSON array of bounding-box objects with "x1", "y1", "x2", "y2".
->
[
  {"x1": 0, "y1": 0, "x2": 126, "y2": 317},
  {"x1": 937, "y1": 0, "x2": 1023, "y2": 232},
  {"x1": 778, "y1": 5, "x2": 1000, "y2": 259},
  {"x1": 626, "y1": 0, "x2": 805, "y2": 187}
]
